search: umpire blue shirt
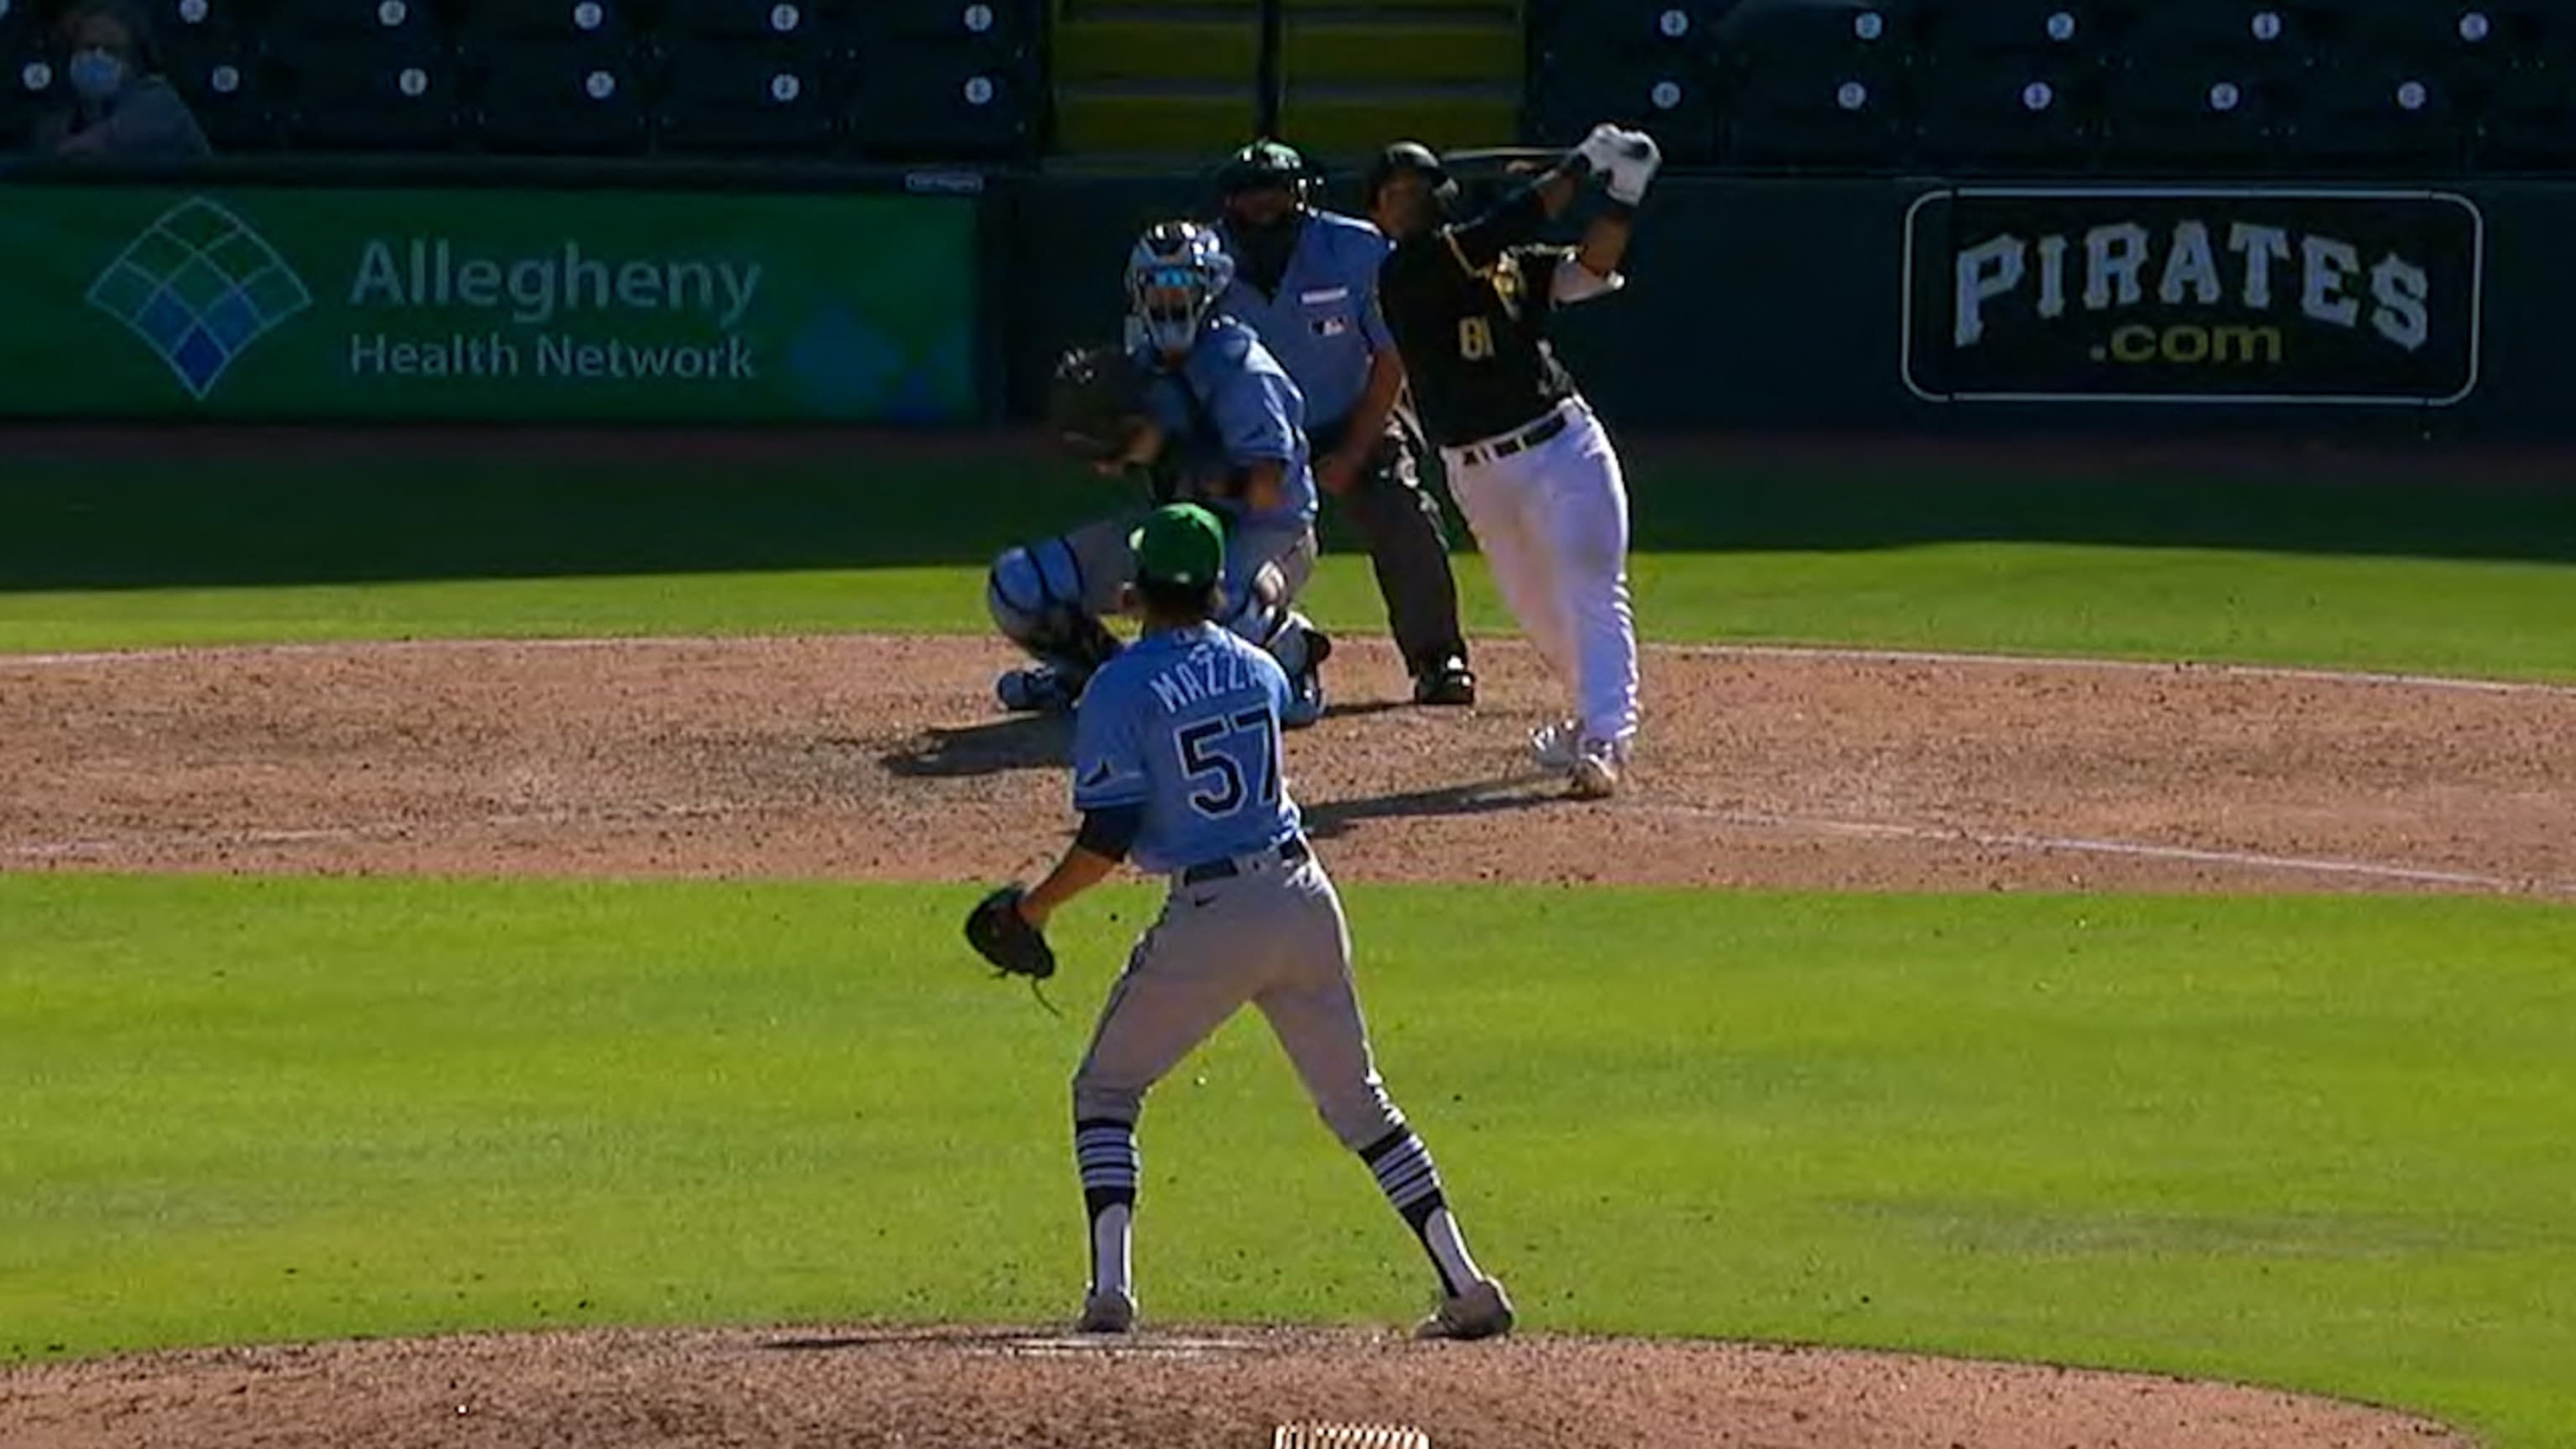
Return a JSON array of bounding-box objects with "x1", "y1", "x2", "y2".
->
[{"x1": 1216, "y1": 210, "x2": 1393, "y2": 436}]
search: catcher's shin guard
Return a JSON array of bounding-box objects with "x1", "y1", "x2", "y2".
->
[{"x1": 988, "y1": 539, "x2": 1121, "y2": 678}]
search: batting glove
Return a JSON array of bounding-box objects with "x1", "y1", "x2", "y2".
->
[
  {"x1": 1604, "y1": 127, "x2": 1662, "y2": 205},
  {"x1": 1574, "y1": 122, "x2": 1628, "y2": 179}
]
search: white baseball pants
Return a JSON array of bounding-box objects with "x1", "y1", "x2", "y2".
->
[{"x1": 1441, "y1": 398, "x2": 1639, "y2": 753}]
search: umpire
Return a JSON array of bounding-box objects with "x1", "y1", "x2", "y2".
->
[{"x1": 1208, "y1": 139, "x2": 1477, "y2": 708}]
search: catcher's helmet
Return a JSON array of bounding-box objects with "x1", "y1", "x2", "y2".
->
[
  {"x1": 1125, "y1": 219, "x2": 1235, "y2": 358},
  {"x1": 1216, "y1": 138, "x2": 1314, "y2": 205},
  {"x1": 1363, "y1": 140, "x2": 1460, "y2": 217}
]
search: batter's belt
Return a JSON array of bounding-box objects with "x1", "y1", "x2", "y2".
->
[{"x1": 1445, "y1": 399, "x2": 1576, "y2": 470}]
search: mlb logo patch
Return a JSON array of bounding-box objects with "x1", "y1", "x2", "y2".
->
[{"x1": 1313, "y1": 316, "x2": 1348, "y2": 338}]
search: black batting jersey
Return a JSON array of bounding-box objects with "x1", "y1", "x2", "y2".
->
[{"x1": 1377, "y1": 186, "x2": 1579, "y2": 450}]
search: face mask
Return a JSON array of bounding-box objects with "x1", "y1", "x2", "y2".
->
[
  {"x1": 69, "y1": 48, "x2": 127, "y2": 101},
  {"x1": 1225, "y1": 205, "x2": 1299, "y2": 293}
]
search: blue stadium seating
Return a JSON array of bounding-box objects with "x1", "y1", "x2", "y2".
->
[{"x1": 0, "y1": 0, "x2": 1045, "y2": 162}]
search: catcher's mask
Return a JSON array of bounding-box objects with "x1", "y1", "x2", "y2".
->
[
  {"x1": 1363, "y1": 140, "x2": 1459, "y2": 236},
  {"x1": 1125, "y1": 219, "x2": 1234, "y2": 360}
]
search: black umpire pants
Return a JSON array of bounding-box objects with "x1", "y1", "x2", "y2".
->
[{"x1": 1310, "y1": 410, "x2": 1470, "y2": 680}]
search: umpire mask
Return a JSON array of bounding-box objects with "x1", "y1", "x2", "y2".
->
[{"x1": 1217, "y1": 140, "x2": 1309, "y2": 294}]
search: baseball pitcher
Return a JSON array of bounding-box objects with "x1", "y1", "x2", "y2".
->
[
  {"x1": 988, "y1": 221, "x2": 1334, "y2": 726},
  {"x1": 1367, "y1": 127, "x2": 1661, "y2": 797},
  {"x1": 964, "y1": 502, "x2": 1515, "y2": 1341}
]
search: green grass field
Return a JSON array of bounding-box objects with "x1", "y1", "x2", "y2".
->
[
  {"x1": 3, "y1": 443, "x2": 2573, "y2": 1446},
  {"x1": 3, "y1": 446, "x2": 2573, "y2": 676}
]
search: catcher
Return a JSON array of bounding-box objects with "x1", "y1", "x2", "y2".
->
[
  {"x1": 987, "y1": 220, "x2": 1334, "y2": 726},
  {"x1": 966, "y1": 501, "x2": 1515, "y2": 1340}
]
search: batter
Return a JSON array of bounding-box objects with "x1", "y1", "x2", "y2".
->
[
  {"x1": 1367, "y1": 125, "x2": 1663, "y2": 797},
  {"x1": 1004, "y1": 502, "x2": 1515, "y2": 1342}
]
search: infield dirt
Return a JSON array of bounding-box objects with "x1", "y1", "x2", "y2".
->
[{"x1": 2, "y1": 631, "x2": 2550, "y2": 1447}]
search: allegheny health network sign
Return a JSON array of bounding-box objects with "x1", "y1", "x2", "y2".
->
[{"x1": 0, "y1": 185, "x2": 979, "y2": 422}]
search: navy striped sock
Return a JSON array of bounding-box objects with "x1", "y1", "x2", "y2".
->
[
  {"x1": 1075, "y1": 1115, "x2": 1139, "y2": 1214},
  {"x1": 1361, "y1": 1126, "x2": 1486, "y2": 1298},
  {"x1": 1075, "y1": 1116, "x2": 1139, "y2": 1296},
  {"x1": 1359, "y1": 1127, "x2": 1448, "y2": 1231}
]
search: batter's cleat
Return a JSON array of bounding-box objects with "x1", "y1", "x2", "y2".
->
[
  {"x1": 1076, "y1": 1287, "x2": 1136, "y2": 1334},
  {"x1": 1569, "y1": 738, "x2": 1623, "y2": 800},
  {"x1": 1528, "y1": 717, "x2": 1581, "y2": 772},
  {"x1": 1282, "y1": 628, "x2": 1335, "y2": 730},
  {"x1": 1415, "y1": 1276, "x2": 1515, "y2": 1341},
  {"x1": 1412, "y1": 657, "x2": 1478, "y2": 708},
  {"x1": 997, "y1": 665, "x2": 1080, "y2": 715}
]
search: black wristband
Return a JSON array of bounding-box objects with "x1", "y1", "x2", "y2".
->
[{"x1": 1602, "y1": 196, "x2": 1639, "y2": 221}]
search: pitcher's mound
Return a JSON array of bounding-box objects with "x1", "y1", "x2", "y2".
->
[{"x1": 0, "y1": 1325, "x2": 2470, "y2": 1449}]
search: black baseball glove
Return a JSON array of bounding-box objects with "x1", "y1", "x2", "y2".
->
[
  {"x1": 1046, "y1": 344, "x2": 1151, "y2": 469},
  {"x1": 964, "y1": 884, "x2": 1057, "y2": 981}
]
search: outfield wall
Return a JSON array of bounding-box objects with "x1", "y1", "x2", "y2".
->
[{"x1": 0, "y1": 161, "x2": 2559, "y2": 440}]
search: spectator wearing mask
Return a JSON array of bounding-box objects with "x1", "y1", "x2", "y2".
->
[{"x1": 31, "y1": 0, "x2": 211, "y2": 163}]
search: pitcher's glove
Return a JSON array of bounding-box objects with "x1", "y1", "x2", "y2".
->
[
  {"x1": 1046, "y1": 344, "x2": 1151, "y2": 467},
  {"x1": 965, "y1": 885, "x2": 1057, "y2": 981}
]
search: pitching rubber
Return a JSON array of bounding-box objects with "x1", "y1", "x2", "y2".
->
[{"x1": 1271, "y1": 1425, "x2": 1431, "y2": 1449}]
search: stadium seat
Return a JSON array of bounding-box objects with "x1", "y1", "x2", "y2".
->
[
  {"x1": 2116, "y1": 2, "x2": 2311, "y2": 82},
  {"x1": 138, "y1": 0, "x2": 249, "y2": 91},
  {"x1": 1708, "y1": 0, "x2": 1909, "y2": 168},
  {"x1": 273, "y1": 35, "x2": 461, "y2": 151},
  {"x1": 1526, "y1": 1, "x2": 1718, "y2": 158},
  {"x1": 1912, "y1": 63, "x2": 2095, "y2": 170},
  {"x1": 470, "y1": 43, "x2": 652, "y2": 154},
  {"x1": 3, "y1": 44, "x2": 56, "y2": 153},
  {"x1": 654, "y1": 39, "x2": 837, "y2": 155},
  {"x1": 2286, "y1": 63, "x2": 2465, "y2": 173},
  {"x1": 2475, "y1": 59, "x2": 2576, "y2": 169},
  {"x1": 1722, "y1": 65, "x2": 1906, "y2": 170},
  {"x1": 844, "y1": 42, "x2": 1032, "y2": 161},
  {"x1": 1710, "y1": 0, "x2": 1912, "y2": 78},
  {"x1": 166, "y1": 44, "x2": 273, "y2": 150},
  {"x1": 459, "y1": 0, "x2": 637, "y2": 52},
  {"x1": 269, "y1": 0, "x2": 445, "y2": 44},
  {"x1": 2100, "y1": 63, "x2": 2281, "y2": 171},
  {"x1": 664, "y1": 0, "x2": 849, "y2": 49},
  {"x1": 1919, "y1": 0, "x2": 2098, "y2": 68},
  {"x1": 849, "y1": 0, "x2": 1036, "y2": 52}
]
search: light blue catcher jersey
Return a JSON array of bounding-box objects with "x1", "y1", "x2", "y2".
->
[
  {"x1": 1071, "y1": 623, "x2": 1303, "y2": 876},
  {"x1": 1134, "y1": 317, "x2": 1319, "y2": 532}
]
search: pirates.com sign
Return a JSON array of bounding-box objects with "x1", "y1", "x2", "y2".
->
[{"x1": 1903, "y1": 188, "x2": 2483, "y2": 405}]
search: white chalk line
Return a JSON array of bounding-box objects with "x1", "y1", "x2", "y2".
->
[
  {"x1": 5, "y1": 633, "x2": 2575, "y2": 698},
  {"x1": 10, "y1": 792, "x2": 2568, "y2": 897},
  {"x1": 2, "y1": 799, "x2": 763, "y2": 860},
  {"x1": 5, "y1": 633, "x2": 2568, "y2": 894},
  {"x1": 1632, "y1": 802, "x2": 2576, "y2": 895}
]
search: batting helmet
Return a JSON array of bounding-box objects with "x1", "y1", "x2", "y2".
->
[
  {"x1": 1124, "y1": 219, "x2": 1235, "y2": 358},
  {"x1": 1363, "y1": 140, "x2": 1460, "y2": 217}
]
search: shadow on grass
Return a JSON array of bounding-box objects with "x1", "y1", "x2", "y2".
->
[{"x1": 4, "y1": 428, "x2": 2572, "y2": 592}]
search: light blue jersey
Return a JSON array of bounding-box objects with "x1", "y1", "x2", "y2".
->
[
  {"x1": 1216, "y1": 210, "x2": 1394, "y2": 434},
  {"x1": 1071, "y1": 623, "x2": 1304, "y2": 875},
  {"x1": 1135, "y1": 317, "x2": 1319, "y2": 534}
]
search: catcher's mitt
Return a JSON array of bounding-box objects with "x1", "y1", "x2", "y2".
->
[
  {"x1": 964, "y1": 884, "x2": 1057, "y2": 980},
  {"x1": 1046, "y1": 344, "x2": 1150, "y2": 467}
]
